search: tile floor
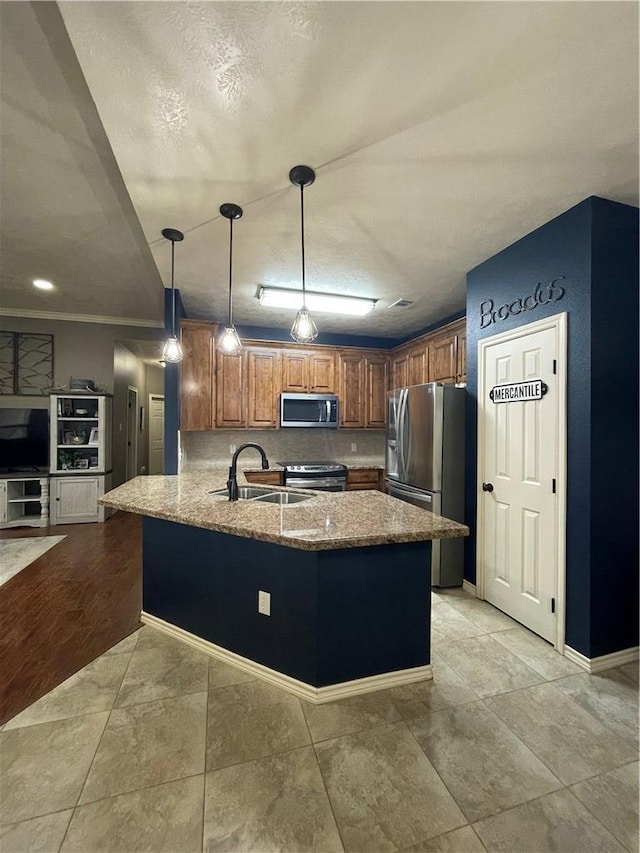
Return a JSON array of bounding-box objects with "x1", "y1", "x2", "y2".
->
[{"x1": 0, "y1": 588, "x2": 637, "y2": 852}]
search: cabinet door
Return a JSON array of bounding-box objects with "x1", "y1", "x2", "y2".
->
[
  {"x1": 347, "y1": 469, "x2": 382, "y2": 490},
  {"x1": 0, "y1": 481, "x2": 7, "y2": 524},
  {"x1": 391, "y1": 355, "x2": 408, "y2": 390},
  {"x1": 281, "y1": 352, "x2": 309, "y2": 392},
  {"x1": 365, "y1": 355, "x2": 388, "y2": 428},
  {"x1": 247, "y1": 349, "x2": 280, "y2": 428},
  {"x1": 309, "y1": 352, "x2": 335, "y2": 393},
  {"x1": 180, "y1": 323, "x2": 214, "y2": 431},
  {"x1": 339, "y1": 353, "x2": 365, "y2": 428},
  {"x1": 216, "y1": 353, "x2": 246, "y2": 428},
  {"x1": 429, "y1": 334, "x2": 457, "y2": 383},
  {"x1": 51, "y1": 476, "x2": 101, "y2": 524},
  {"x1": 456, "y1": 329, "x2": 467, "y2": 383},
  {"x1": 408, "y1": 346, "x2": 428, "y2": 387}
]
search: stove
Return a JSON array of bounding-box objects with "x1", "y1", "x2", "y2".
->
[{"x1": 278, "y1": 461, "x2": 347, "y2": 492}]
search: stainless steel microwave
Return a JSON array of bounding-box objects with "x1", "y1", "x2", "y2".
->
[{"x1": 280, "y1": 393, "x2": 339, "y2": 428}]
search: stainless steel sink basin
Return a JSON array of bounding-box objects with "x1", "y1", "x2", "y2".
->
[
  {"x1": 208, "y1": 486, "x2": 311, "y2": 504},
  {"x1": 254, "y1": 492, "x2": 311, "y2": 505}
]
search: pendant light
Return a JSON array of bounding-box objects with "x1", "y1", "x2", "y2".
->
[
  {"x1": 289, "y1": 165, "x2": 318, "y2": 343},
  {"x1": 218, "y1": 203, "x2": 243, "y2": 356},
  {"x1": 161, "y1": 228, "x2": 185, "y2": 363}
]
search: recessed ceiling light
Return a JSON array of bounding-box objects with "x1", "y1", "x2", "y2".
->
[
  {"x1": 258, "y1": 286, "x2": 376, "y2": 316},
  {"x1": 33, "y1": 279, "x2": 54, "y2": 290}
]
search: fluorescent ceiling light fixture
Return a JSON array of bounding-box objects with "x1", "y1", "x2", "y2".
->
[
  {"x1": 33, "y1": 279, "x2": 54, "y2": 290},
  {"x1": 259, "y1": 287, "x2": 376, "y2": 316}
]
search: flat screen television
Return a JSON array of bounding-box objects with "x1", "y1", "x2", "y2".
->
[{"x1": 0, "y1": 408, "x2": 49, "y2": 473}]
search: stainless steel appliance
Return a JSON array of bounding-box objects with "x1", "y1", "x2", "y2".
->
[
  {"x1": 386, "y1": 382, "x2": 465, "y2": 586},
  {"x1": 280, "y1": 393, "x2": 339, "y2": 428},
  {"x1": 281, "y1": 462, "x2": 347, "y2": 491}
]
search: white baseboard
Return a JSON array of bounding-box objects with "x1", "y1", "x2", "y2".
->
[
  {"x1": 462, "y1": 580, "x2": 477, "y2": 596},
  {"x1": 141, "y1": 612, "x2": 433, "y2": 704},
  {"x1": 564, "y1": 644, "x2": 639, "y2": 673}
]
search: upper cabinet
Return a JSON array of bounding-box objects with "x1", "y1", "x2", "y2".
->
[
  {"x1": 365, "y1": 355, "x2": 388, "y2": 428},
  {"x1": 247, "y1": 348, "x2": 280, "y2": 428},
  {"x1": 179, "y1": 318, "x2": 466, "y2": 431},
  {"x1": 338, "y1": 352, "x2": 365, "y2": 428},
  {"x1": 282, "y1": 350, "x2": 335, "y2": 393},
  {"x1": 180, "y1": 321, "x2": 215, "y2": 431},
  {"x1": 388, "y1": 318, "x2": 466, "y2": 389},
  {"x1": 216, "y1": 351, "x2": 245, "y2": 428}
]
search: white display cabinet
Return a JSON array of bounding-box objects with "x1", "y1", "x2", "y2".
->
[
  {"x1": 49, "y1": 394, "x2": 113, "y2": 525},
  {"x1": 0, "y1": 475, "x2": 49, "y2": 529}
]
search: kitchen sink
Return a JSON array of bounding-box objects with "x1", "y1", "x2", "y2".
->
[
  {"x1": 208, "y1": 486, "x2": 311, "y2": 504},
  {"x1": 254, "y1": 491, "x2": 311, "y2": 505}
]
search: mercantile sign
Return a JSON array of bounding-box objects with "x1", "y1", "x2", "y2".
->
[{"x1": 489, "y1": 379, "x2": 548, "y2": 403}]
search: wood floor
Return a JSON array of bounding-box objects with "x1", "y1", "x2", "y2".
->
[{"x1": 0, "y1": 512, "x2": 142, "y2": 725}]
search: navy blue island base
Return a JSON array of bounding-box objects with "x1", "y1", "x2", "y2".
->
[{"x1": 143, "y1": 516, "x2": 432, "y2": 689}]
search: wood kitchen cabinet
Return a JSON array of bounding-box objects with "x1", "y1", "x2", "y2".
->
[
  {"x1": 281, "y1": 350, "x2": 335, "y2": 393},
  {"x1": 338, "y1": 352, "x2": 365, "y2": 428},
  {"x1": 180, "y1": 321, "x2": 215, "y2": 431},
  {"x1": 244, "y1": 470, "x2": 284, "y2": 486},
  {"x1": 216, "y1": 352, "x2": 246, "y2": 428},
  {"x1": 391, "y1": 353, "x2": 408, "y2": 391},
  {"x1": 408, "y1": 345, "x2": 428, "y2": 386},
  {"x1": 365, "y1": 355, "x2": 388, "y2": 428},
  {"x1": 346, "y1": 468, "x2": 383, "y2": 491},
  {"x1": 247, "y1": 348, "x2": 280, "y2": 428},
  {"x1": 428, "y1": 333, "x2": 457, "y2": 383}
]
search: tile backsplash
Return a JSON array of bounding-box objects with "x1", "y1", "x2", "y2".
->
[{"x1": 181, "y1": 429, "x2": 386, "y2": 471}]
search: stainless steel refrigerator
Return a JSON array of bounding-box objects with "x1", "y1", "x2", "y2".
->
[{"x1": 386, "y1": 382, "x2": 465, "y2": 587}]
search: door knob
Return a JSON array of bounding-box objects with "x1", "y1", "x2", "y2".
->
[{"x1": 482, "y1": 482, "x2": 494, "y2": 492}]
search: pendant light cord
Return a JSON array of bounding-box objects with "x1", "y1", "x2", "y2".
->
[
  {"x1": 300, "y1": 184, "x2": 306, "y2": 309},
  {"x1": 170, "y1": 239, "x2": 176, "y2": 337},
  {"x1": 228, "y1": 217, "x2": 234, "y2": 326}
]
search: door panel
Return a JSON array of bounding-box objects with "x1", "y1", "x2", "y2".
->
[{"x1": 479, "y1": 323, "x2": 559, "y2": 642}]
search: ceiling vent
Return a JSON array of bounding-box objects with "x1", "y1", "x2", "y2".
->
[{"x1": 388, "y1": 298, "x2": 414, "y2": 309}]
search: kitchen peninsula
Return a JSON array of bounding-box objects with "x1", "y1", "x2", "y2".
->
[{"x1": 101, "y1": 472, "x2": 468, "y2": 703}]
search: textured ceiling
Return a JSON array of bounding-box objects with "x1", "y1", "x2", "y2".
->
[{"x1": 2, "y1": 2, "x2": 638, "y2": 338}]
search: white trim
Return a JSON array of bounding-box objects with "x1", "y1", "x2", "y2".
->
[
  {"x1": 141, "y1": 611, "x2": 433, "y2": 704},
  {"x1": 564, "y1": 645, "x2": 639, "y2": 674},
  {"x1": 0, "y1": 307, "x2": 163, "y2": 328},
  {"x1": 462, "y1": 580, "x2": 477, "y2": 597},
  {"x1": 476, "y1": 312, "x2": 567, "y2": 651}
]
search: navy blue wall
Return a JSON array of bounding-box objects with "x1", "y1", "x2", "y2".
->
[
  {"x1": 465, "y1": 196, "x2": 638, "y2": 658},
  {"x1": 163, "y1": 288, "x2": 186, "y2": 475}
]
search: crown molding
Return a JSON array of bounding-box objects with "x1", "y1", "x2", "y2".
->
[{"x1": 0, "y1": 307, "x2": 164, "y2": 329}]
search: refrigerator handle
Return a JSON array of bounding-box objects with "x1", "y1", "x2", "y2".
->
[{"x1": 397, "y1": 389, "x2": 406, "y2": 481}]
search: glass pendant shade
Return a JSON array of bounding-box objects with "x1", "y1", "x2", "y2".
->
[
  {"x1": 219, "y1": 325, "x2": 243, "y2": 356},
  {"x1": 290, "y1": 307, "x2": 318, "y2": 343},
  {"x1": 162, "y1": 335, "x2": 183, "y2": 363}
]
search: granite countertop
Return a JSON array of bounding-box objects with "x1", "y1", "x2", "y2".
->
[{"x1": 100, "y1": 472, "x2": 468, "y2": 552}]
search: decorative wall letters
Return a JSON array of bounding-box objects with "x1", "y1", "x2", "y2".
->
[{"x1": 480, "y1": 276, "x2": 566, "y2": 329}]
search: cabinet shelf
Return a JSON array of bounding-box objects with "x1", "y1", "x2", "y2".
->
[{"x1": 49, "y1": 394, "x2": 112, "y2": 524}]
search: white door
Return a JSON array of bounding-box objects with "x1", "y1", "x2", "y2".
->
[
  {"x1": 51, "y1": 476, "x2": 101, "y2": 524},
  {"x1": 148, "y1": 395, "x2": 165, "y2": 475},
  {"x1": 477, "y1": 313, "x2": 566, "y2": 644}
]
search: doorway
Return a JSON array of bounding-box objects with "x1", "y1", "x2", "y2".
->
[
  {"x1": 126, "y1": 386, "x2": 138, "y2": 481},
  {"x1": 476, "y1": 312, "x2": 567, "y2": 647},
  {"x1": 148, "y1": 394, "x2": 165, "y2": 475}
]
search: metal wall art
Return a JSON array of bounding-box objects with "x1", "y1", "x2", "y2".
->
[{"x1": 0, "y1": 332, "x2": 54, "y2": 395}]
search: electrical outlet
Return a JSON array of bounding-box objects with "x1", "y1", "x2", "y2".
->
[
  {"x1": 350, "y1": 442, "x2": 357, "y2": 452},
  {"x1": 230, "y1": 443, "x2": 236, "y2": 453},
  {"x1": 258, "y1": 590, "x2": 271, "y2": 616}
]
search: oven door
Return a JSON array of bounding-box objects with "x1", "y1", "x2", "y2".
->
[{"x1": 286, "y1": 476, "x2": 346, "y2": 492}]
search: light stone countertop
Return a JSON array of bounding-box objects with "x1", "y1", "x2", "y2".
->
[{"x1": 101, "y1": 472, "x2": 468, "y2": 552}]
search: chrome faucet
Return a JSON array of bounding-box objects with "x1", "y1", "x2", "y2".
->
[{"x1": 227, "y1": 443, "x2": 270, "y2": 501}]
